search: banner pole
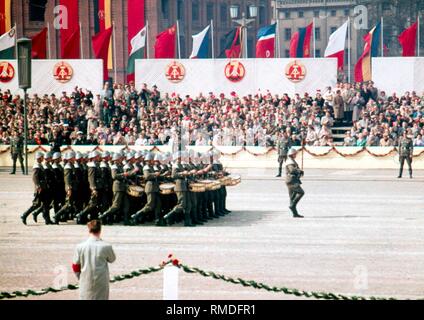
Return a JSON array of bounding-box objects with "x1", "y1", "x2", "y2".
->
[
  {"x1": 418, "y1": 15, "x2": 421, "y2": 56},
  {"x1": 47, "y1": 22, "x2": 52, "y2": 59},
  {"x1": 113, "y1": 21, "x2": 117, "y2": 81},
  {"x1": 79, "y1": 22, "x2": 83, "y2": 59},
  {"x1": 176, "y1": 20, "x2": 181, "y2": 59},
  {"x1": 348, "y1": 18, "x2": 351, "y2": 83},
  {"x1": 313, "y1": 18, "x2": 316, "y2": 58},
  {"x1": 146, "y1": 20, "x2": 150, "y2": 59},
  {"x1": 381, "y1": 17, "x2": 384, "y2": 57},
  {"x1": 211, "y1": 20, "x2": 215, "y2": 59}
]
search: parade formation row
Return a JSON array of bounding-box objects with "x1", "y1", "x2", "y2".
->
[{"x1": 20, "y1": 150, "x2": 241, "y2": 227}]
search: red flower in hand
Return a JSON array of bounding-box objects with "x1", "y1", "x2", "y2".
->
[{"x1": 172, "y1": 259, "x2": 179, "y2": 266}]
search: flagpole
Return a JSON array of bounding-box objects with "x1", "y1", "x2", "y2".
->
[
  {"x1": 79, "y1": 22, "x2": 83, "y2": 59},
  {"x1": 146, "y1": 20, "x2": 150, "y2": 59},
  {"x1": 176, "y1": 20, "x2": 181, "y2": 59},
  {"x1": 47, "y1": 22, "x2": 52, "y2": 59},
  {"x1": 313, "y1": 18, "x2": 316, "y2": 58},
  {"x1": 211, "y1": 20, "x2": 215, "y2": 59},
  {"x1": 112, "y1": 21, "x2": 117, "y2": 81},
  {"x1": 381, "y1": 17, "x2": 384, "y2": 57},
  {"x1": 348, "y1": 18, "x2": 351, "y2": 83},
  {"x1": 418, "y1": 15, "x2": 421, "y2": 56}
]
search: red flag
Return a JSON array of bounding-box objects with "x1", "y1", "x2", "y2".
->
[
  {"x1": 354, "y1": 33, "x2": 372, "y2": 82},
  {"x1": 60, "y1": 0, "x2": 80, "y2": 59},
  {"x1": 398, "y1": 22, "x2": 418, "y2": 57},
  {"x1": 226, "y1": 27, "x2": 241, "y2": 58},
  {"x1": 154, "y1": 25, "x2": 176, "y2": 59},
  {"x1": 31, "y1": 27, "x2": 47, "y2": 59},
  {"x1": 62, "y1": 26, "x2": 80, "y2": 59},
  {"x1": 289, "y1": 23, "x2": 313, "y2": 58},
  {"x1": 92, "y1": 27, "x2": 113, "y2": 81}
]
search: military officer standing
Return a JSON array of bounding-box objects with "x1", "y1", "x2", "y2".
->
[
  {"x1": 398, "y1": 130, "x2": 414, "y2": 179},
  {"x1": 10, "y1": 130, "x2": 25, "y2": 175},
  {"x1": 276, "y1": 131, "x2": 292, "y2": 177},
  {"x1": 285, "y1": 148, "x2": 305, "y2": 218},
  {"x1": 20, "y1": 152, "x2": 53, "y2": 225}
]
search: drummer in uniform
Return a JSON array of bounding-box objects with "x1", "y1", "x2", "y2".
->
[
  {"x1": 163, "y1": 152, "x2": 194, "y2": 227},
  {"x1": 51, "y1": 152, "x2": 65, "y2": 215},
  {"x1": 201, "y1": 152, "x2": 219, "y2": 220},
  {"x1": 131, "y1": 152, "x2": 162, "y2": 225},
  {"x1": 157, "y1": 153, "x2": 174, "y2": 224},
  {"x1": 187, "y1": 151, "x2": 205, "y2": 225},
  {"x1": 74, "y1": 152, "x2": 86, "y2": 215},
  {"x1": 100, "y1": 151, "x2": 112, "y2": 211},
  {"x1": 212, "y1": 150, "x2": 231, "y2": 215},
  {"x1": 99, "y1": 153, "x2": 138, "y2": 225},
  {"x1": 285, "y1": 148, "x2": 305, "y2": 218}
]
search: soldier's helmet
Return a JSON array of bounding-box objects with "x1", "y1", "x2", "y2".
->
[
  {"x1": 134, "y1": 151, "x2": 143, "y2": 159},
  {"x1": 88, "y1": 150, "x2": 100, "y2": 159},
  {"x1": 287, "y1": 148, "x2": 298, "y2": 157},
  {"x1": 44, "y1": 152, "x2": 52, "y2": 160},
  {"x1": 145, "y1": 152, "x2": 154, "y2": 161},
  {"x1": 35, "y1": 151, "x2": 44, "y2": 160},
  {"x1": 52, "y1": 152, "x2": 62, "y2": 160},
  {"x1": 102, "y1": 151, "x2": 110, "y2": 159},
  {"x1": 112, "y1": 153, "x2": 121, "y2": 162},
  {"x1": 75, "y1": 152, "x2": 83, "y2": 160},
  {"x1": 126, "y1": 152, "x2": 134, "y2": 161}
]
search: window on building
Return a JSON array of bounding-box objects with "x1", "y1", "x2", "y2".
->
[
  {"x1": 314, "y1": 10, "x2": 320, "y2": 18},
  {"x1": 220, "y1": 4, "x2": 228, "y2": 23},
  {"x1": 284, "y1": 28, "x2": 292, "y2": 41},
  {"x1": 177, "y1": 0, "x2": 184, "y2": 21},
  {"x1": 344, "y1": 9, "x2": 350, "y2": 16},
  {"x1": 207, "y1": 3, "x2": 214, "y2": 21},
  {"x1": 29, "y1": 0, "x2": 47, "y2": 22},
  {"x1": 285, "y1": 49, "x2": 290, "y2": 58},
  {"x1": 330, "y1": 27, "x2": 338, "y2": 34},
  {"x1": 161, "y1": 0, "x2": 170, "y2": 19},
  {"x1": 299, "y1": 11, "x2": 304, "y2": 18},
  {"x1": 284, "y1": 11, "x2": 291, "y2": 19},
  {"x1": 259, "y1": 6, "x2": 266, "y2": 25},
  {"x1": 315, "y1": 49, "x2": 321, "y2": 58},
  {"x1": 192, "y1": 1, "x2": 199, "y2": 21},
  {"x1": 331, "y1": 9, "x2": 337, "y2": 17},
  {"x1": 315, "y1": 27, "x2": 321, "y2": 41}
]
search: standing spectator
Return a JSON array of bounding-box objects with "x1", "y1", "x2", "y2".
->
[
  {"x1": 72, "y1": 220, "x2": 116, "y2": 300},
  {"x1": 333, "y1": 90, "x2": 345, "y2": 124}
]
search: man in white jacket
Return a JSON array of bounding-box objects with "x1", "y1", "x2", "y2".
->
[{"x1": 72, "y1": 220, "x2": 116, "y2": 300}]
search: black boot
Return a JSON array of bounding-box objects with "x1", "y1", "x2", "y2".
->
[
  {"x1": 163, "y1": 208, "x2": 178, "y2": 225},
  {"x1": 184, "y1": 212, "x2": 195, "y2": 227}
]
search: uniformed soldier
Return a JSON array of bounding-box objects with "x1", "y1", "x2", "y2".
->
[
  {"x1": 276, "y1": 131, "x2": 292, "y2": 177},
  {"x1": 163, "y1": 152, "x2": 194, "y2": 227},
  {"x1": 131, "y1": 152, "x2": 162, "y2": 225},
  {"x1": 51, "y1": 152, "x2": 65, "y2": 214},
  {"x1": 187, "y1": 151, "x2": 204, "y2": 225},
  {"x1": 76, "y1": 151, "x2": 102, "y2": 224},
  {"x1": 100, "y1": 151, "x2": 113, "y2": 211},
  {"x1": 202, "y1": 152, "x2": 220, "y2": 220},
  {"x1": 285, "y1": 148, "x2": 305, "y2": 218},
  {"x1": 99, "y1": 153, "x2": 138, "y2": 225},
  {"x1": 9, "y1": 130, "x2": 25, "y2": 175},
  {"x1": 53, "y1": 151, "x2": 77, "y2": 224},
  {"x1": 212, "y1": 150, "x2": 231, "y2": 215},
  {"x1": 20, "y1": 152, "x2": 53, "y2": 225},
  {"x1": 398, "y1": 131, "x2": 414, "y2": 179},
  {"x1": 74, "y1": 152, "x2": 86, "y2": 214}
]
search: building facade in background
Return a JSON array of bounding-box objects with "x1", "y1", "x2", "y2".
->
[{"x1": 11, "y1": 0, "x2": 271, "y2": 83}]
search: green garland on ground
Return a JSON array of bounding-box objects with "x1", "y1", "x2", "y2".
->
[{"x1": 0, "y1": 257, "x2": 407, "y2": 300}]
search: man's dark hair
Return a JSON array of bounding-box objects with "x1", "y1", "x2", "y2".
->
[{"x1": 87, "y1": 220, "x2": 102, "y2": 234}]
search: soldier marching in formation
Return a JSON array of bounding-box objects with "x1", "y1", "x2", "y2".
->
[
  {"x1": 19, "y1": 149, "x2": 237, "y2": 227},
  {"x1": 285, "y1": 148, "x2": 305, "y2": 219}
]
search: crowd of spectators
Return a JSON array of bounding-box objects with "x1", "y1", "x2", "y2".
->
[{"x1": 1, "y1": 80, "x2": 424, "y2": 149}]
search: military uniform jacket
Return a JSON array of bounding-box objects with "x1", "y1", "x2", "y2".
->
[
  {"x1": 10, "y1": 136, "x2": 24, "y2": 155},
  {"x1": 172, "y1": 162, "x2": 188, "y2": 192},
  {"x1": 398, "y1": 137, "x2": 413, "y2": 157},
  {"x1": 64, "y1": 162, "x2": 76, "y2": 191},
  {"x1": 52, "y1": 163, "x2": 65, "y2": 191},
  {"x1": 143, "y1": 165, "x2": 160, "y2": 193},
  {"x1": 74, "y1": 163, "x2": 84, "y2": 190},
  {"x1": 285, "y1": 158, "x2": 303, "y2": 186},
  {"x1": 43, "y1": 163, "x2": 56, "y2": 191},
  {"x1": 277, "y1": 138, "x2": 292, "y2": 156},
  {"x1": 32, "y1": 163, "x2": 47, "y2": 191},
  {"x1": 87, "y1": 162, "x2": 102, "y2": 191},
  {"x1": 111, "y1": 163, "x2": 128, "y2": 192},
  {"x1": 100, "y1": 161, "x2": 112, "y2": 191}
]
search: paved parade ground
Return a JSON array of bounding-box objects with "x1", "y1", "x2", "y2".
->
[{"x1": 0, "y1": 168, "x2": 423, "y2": 300}]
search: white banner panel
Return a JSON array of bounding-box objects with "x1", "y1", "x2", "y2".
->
[
  {"x1": 372, "y1": 57, "x2": 424, "y2": 95},
  {"x1": 135, "y1": 58, "x2": 338, "y2": 96},
  {"x1": 0, "y1": 60, "x2": 103, "y2": 95}
]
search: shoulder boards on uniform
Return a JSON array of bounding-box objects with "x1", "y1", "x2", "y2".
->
[{"x1": 111, "y1": 164, "x2": 118, "y2": 170}]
